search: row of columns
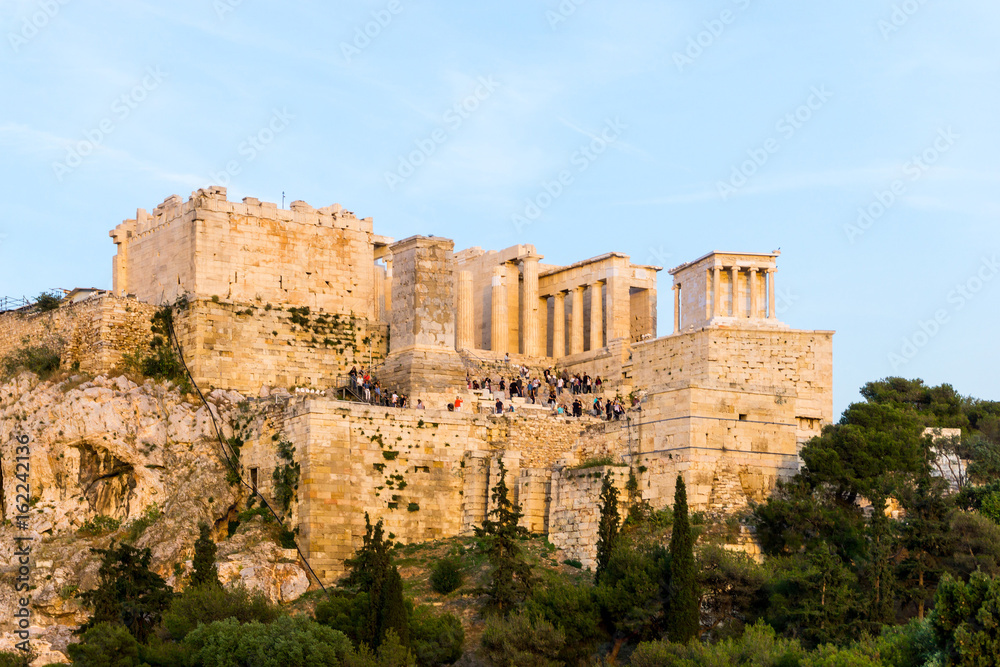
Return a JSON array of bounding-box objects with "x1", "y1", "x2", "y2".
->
[
  {"x1": 547, "y1": 281, "x2": 604, "y2": 357},
  {"x1": 456, "y1": 257, "x2": 619, "y2": 358},
  {"x1": 460, "y1": 255, "x2": 546, "y2": 356},
  {"x1": 705, "y1": 265, "x2": 777, "y2": 323}
]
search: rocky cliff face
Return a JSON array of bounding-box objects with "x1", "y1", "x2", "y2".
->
[{"x1": 0, "y1": 372, "x2": 310, "y2": 663}]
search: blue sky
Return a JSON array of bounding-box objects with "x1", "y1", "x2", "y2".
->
[{"x1": 1, "y1": 0, "x2": 997, "y2": 415}]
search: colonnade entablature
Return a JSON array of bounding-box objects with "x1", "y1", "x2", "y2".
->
[
  {"x1": 669, "y1": 250, "x2": 787, "y2": 334},
  {"x1": 454, "y1": 246, "x2": 659, "y2": 361}
]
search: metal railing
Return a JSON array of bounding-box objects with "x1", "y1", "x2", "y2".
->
[{"x1": 0, "y1": 296, "x2": 32, "y2": 312}]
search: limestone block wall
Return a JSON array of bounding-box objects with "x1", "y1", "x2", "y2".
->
[
  {"x1": 548, "y1": 465, "x2": 630, "y2": 568},
  {"x1": 0, "y1": 295, "x2": 157, "y2": 375},
  {"x1": 284, "y1": 400, "x2": 491, "y2": 582},
  {"x1": 381, "y1": 236, "x2": 465, "y2": 400},
  {"x1": 703, "y1": 328, "x2": 834, "y2": 424},
  {"x1": 486, "y1": 415, "x2": 598, "y2": 468},
  {"x1": 172, "y1": 298, "x2": 387, "y2": 394},
  {"x1": 111, "y1": 187, "x2": 379, "y2": 318},
  {"x1": 620, "y1": 325, "x2": 833, "y2": 512},
  {"x1": 518, "y1": 468, "x2": 553, "y2": 533}
]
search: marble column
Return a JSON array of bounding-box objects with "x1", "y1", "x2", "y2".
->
[
  {"x1": 589, "y1": 282, "x2": 604, "y2": 351},
  {"x1": 456, "y1": 270, "x2": 473, "y2": 350},
  {"x1": 553, "y1": 291, "x2": 566, "y2": 358},
  {"x1": 712, "y1": 265, "x2": 722, "y2": 318},
  {"x1": 520, "y1": 255, "x2": 540, "y2": 356},
  {"x1": 673, "y1": 283, "x2": 681, "y2": 333},
  {"x1": 491, "y1": 266, "x2": 507, "y2": 353},
  {"x1": 767, "y1": 268, "x2": 777, "y2": 319},
  {"x1": 730, "y1": 266, "x2": 741, "y2": 318},
  {"x1": 570, "y1": 285, "x2": 585, "y2": 355},
  {"x1": 748, "y1": 268, "x2": 759, "y2": 319},
  {"x1": 538, "y1": 296, "x2": 548, "y2": 357}
]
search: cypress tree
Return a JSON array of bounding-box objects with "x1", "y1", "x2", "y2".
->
[
  {"x1": 190, "y1": 522, "x2": 221, "y2": 588},
  {"x1": 667, "y1": 475, "x2": 700, "y2": 642},
  {"x1": 475, "y1": 459, "x2": 533, "y2": 613},
  {"x1": 343, "y1": 513, "x2": 408, "y2": 649},
  {"x1": 595, "y1": 470, "x2": 621, "y2": 584}
]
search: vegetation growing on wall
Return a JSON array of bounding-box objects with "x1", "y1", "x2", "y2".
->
[
  {"x1": 272, "y1": 438, "x2": 300, "y2": 516},
  {"x1": 114, "y1": 306, "x2": 192, "y2": 392},
  {"x1": 0, "y1": 341, "x2": 61, "y2": 380}
]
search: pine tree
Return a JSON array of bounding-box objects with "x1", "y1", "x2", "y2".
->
[
  {"x1": 666, "y1": 475, "x2": 700, "y2": 643},
  {"x1": 342, "y1": 513, "x2": 409, "y2": 649},
  {"x1": 190, "y1": 522, "x2": 221, "y2": 588},
  {"x1": 863, "y1": 496, "x2": 896, "y2": 627},
  {"x1": 77, "y1": 541, "x2": 174, "y2": 643},
  {"x1": 898, "y1": 475, "x2": 952, "y2": 619},
  {"x1": 475, "y1": 459, "x2": 533, "y2": 613},
  {"x1": 595, "y1": 470, "x2": 621, "y2": 584}
]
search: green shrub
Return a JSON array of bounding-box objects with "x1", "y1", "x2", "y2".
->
[
  {"x1": 562, "y1": 559, "x2": 582, "y2": 569},
  {"x1": 525, "y1": 580, "x2": 603, "y2": 666},
  {"x1": 429, "y1": 557, "x2": 463, "y2": 595},
  {"x1": 570, "y1": 456, "x2": 618, "y2": 470},
  {"x1": 479, "y1": 611, "x2": 565, "y2": 667},
  {"x1": 183, "y1": 616, "x2": 354, "y2": 666},
  {"x1": 77, "y1": 515, "x2": 121, "y2": 537},
  {"x1": 67, "y1": 622, "x2": 141, "y2": 667},
  {"x1": 277, "y1": 525, "x2": 297, "y2": 549},
  {"x1": 122, "y1": 504, "x2": 160, "y2": 543},
  {"x1": 411, "y1": 605, "x2": 464, "y2": 666},
  {"x1": 315, "y1": 590, "x2": 370, "y2": 646},
  {"x1": 162, "y1": 584, "x2": 279, "y2": 640},
  {"x1": 35, "y1": 291, "x2": 62, "y2": 312},
  {"x1": 1, "y1": 345, "x2": 61, "y2": 381},
  {"x1": 0, "y1": 650, "x2": 35, "y2": 667}
]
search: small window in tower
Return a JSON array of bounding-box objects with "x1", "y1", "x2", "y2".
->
[
  {"x1": 739, "y1": 414, "x2": 748, "y2": 421},
  {"x1": 250, "y1": 467, "x2": 258, "y2": 492}
]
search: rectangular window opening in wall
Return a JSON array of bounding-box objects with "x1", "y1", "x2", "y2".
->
[
  {"x1": 739, "y1": 414, "x2": 748, "y2": 421},
  {"x1": 415, "y1": 465, "x2": 430, "y2": 473},
  {"x1": 250, "y1": 467, "x2": 258, "y2": 492}
]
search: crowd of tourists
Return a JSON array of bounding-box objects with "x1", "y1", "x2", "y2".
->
[
  {"x1": 347, "y1": 363, "x2": 634, "y2": 420},
  {"x1": 468, "y1": 365, "x2": 633, "y2": 420},
  {"x1": 347, "y1": 366, "x2": 416, "y2": 409}
]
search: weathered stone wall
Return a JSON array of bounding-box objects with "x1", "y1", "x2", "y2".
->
[
  {"x1": 619, "y1": 326, "x2": 833, "y2": 512},
  {"x1": 485, "y1": 415, "x2": 608, "y2": 468},
  {"x1": 243, "y1": 398, "x2": 638, "y2": 582},
  {"x1": 380, "y1": 236, "x2": 465, "y2": 401},
  {"x1": 275, "y1": 400, "x2": 490, "y2": 582},
  {"x1": 111, "y1": 187, "x2": 381, "y2": 318},
  {"x1": 548, "y1": 465, "x2": 630, "y2": 568},
  {"x1": 0, "y1": 295, "x2": 157, "y2": 374},
  {"x1": 172, "y1": 298, "x2": 387, "y2": 395}
]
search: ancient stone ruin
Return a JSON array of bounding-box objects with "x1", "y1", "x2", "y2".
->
[{"x1": 0, "y1": 186, "x2": 833, "y2": 581}]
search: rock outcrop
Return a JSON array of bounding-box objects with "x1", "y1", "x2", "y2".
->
[{"x1": 0, "y1": 372, "x2": 310, "y2": 664}]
